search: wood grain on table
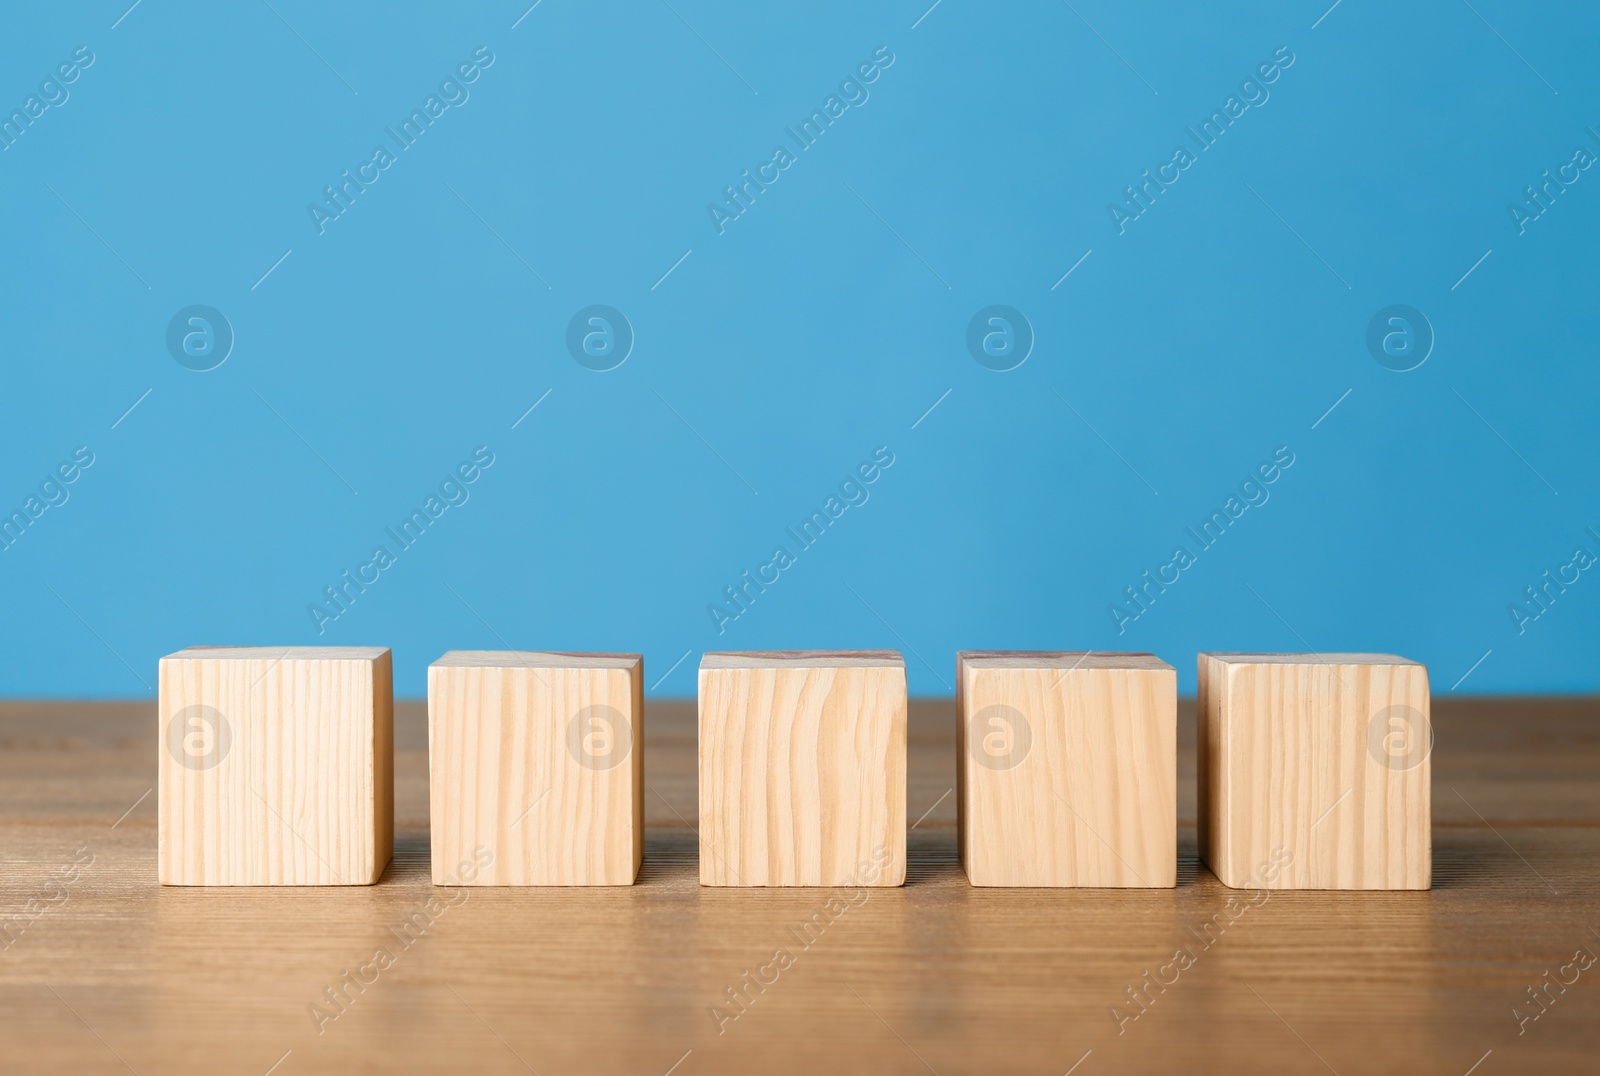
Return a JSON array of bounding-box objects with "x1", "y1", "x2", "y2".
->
[{"x1": 1, "y1": 697, "x2": 1597, "y2": 1075}]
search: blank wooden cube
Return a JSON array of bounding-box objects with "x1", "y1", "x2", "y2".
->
[
  {"x1": 158, "y1": 646, "x2": 393, "y2": 886},
  {"x1": 428, "y1": 651, "x2": 642, "y2": 886},
  {"x1": 1199, "y1": 653, "x2": 1431, "y2": 890},
  {"x1": 956, "y1": 651, "x2": 1176, "y2": 887},
  {"x1": 698, "y1": 651, "x2": 906, "y2": 887}
]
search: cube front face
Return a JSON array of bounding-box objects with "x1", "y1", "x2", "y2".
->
[
  {"x1": 698, "y1": 652, "x2": 907, "y2": 887},
  {"x1": 428, "y1": 652, "x2": 643, "y2": 886},
  {"x1": 957, "y1": 652, "x2": 1176, "y2": 887},
  {"x1": 157, "y1": 647, "x2": 393, "y2": 886},
  {"x1": 1199, "y1": 654, "x2": 1431, "y2": 891}
]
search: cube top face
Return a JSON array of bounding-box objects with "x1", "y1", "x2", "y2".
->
[
  {"x1": 698, "y1": 651, "x2": 906, "y2": 887},
  {"x1": 957, "y1": 652, "x2": 1176, "y2": 887},
  {"x1": 1201, "y1": 652, "x2": 1419, "y2": 667},
  {"x1": 428, "y1": 651, "x2": 643, "y2": 886},
  {"x1": 432, "y1": 650, "x2": 641, "y2": 671},
  {"x1": 158, "y1": 647, "x2": 393, "y2": 886},
  {"x1": 701, "y1": 650, "x2": 903, "y2": 668},
  {"x1": 164, "y1": 645, "x2": 391, "y2": 666},
  {"x1": 1198, "y1": 653, "x2": 1431, "y2": 890},
  {"x1": 958, "y1": 650, "x2": 1170, "y2": 673}
]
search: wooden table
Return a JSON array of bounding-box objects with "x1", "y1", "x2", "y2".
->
[{"x1": 2, "y1": 698, "x2": 1596, "y2": 1074}]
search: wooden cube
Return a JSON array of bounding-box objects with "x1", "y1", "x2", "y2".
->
[
  {"x1": 428, "y1": 651, "x2": 643, "y2": 886},
  {"x1": 1198, "y1": 653, "x2": 1431, "y2": 890},
  {"x1": 158, "y1": 646, "x2": 393, "y2": 885},
  {"x1": 698, "y1": 651, "x2": 906, "y2": 887},
  {"x1": 956, "y1": 651, "x2": 1176, "y2": 887}
]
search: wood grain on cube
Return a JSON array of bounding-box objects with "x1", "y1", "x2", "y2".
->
[
  {"x1": 157, "y1": 646, "x2": 393, "y2": 886},
  {"x1": 698, "y1": 651, "x2": 906, "y2": 887},
  {"x1": 428, "y1": 651, "x2": 643, "y2": 886},
  {"x1": 957, "y1": 651, "x2": 1176, "y2": 887},
  {"x1": 1198, "y1": 653, "x2": 1431, "y2": 890}
]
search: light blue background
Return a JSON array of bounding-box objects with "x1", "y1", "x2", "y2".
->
[{"x1": 2, "y1": 1, "x2": 1596, "y2": 698}]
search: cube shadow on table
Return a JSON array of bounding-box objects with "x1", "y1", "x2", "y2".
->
[
  {"x1": 956, "y1": 651, "x2": 1176, "y2": 888},
  {"x1": 157, "y1": 646, "x2": 393, "y2": 886},
  {"x1": 1198, "y1": 653, "x2": 1432, "y2": 890},
  {"x1": 427, "y1": 651, "x2": 643, "y2": 886},
  {"x1": 698, "y1": 651, "x2": 906, "y2": 887}
]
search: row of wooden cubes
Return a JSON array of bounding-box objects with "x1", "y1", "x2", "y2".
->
[{"x1": 157, "y1": 647, "x2": 1431, "y2": 889}]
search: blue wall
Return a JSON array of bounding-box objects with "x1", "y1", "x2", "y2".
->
[{"x1": 2, "y1": 2, "x2": 1596, "y2": 698}]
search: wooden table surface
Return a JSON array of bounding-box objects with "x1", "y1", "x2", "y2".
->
[{"x1": 1, "y1": 697, "x2": 1596, "y2": 1075}]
